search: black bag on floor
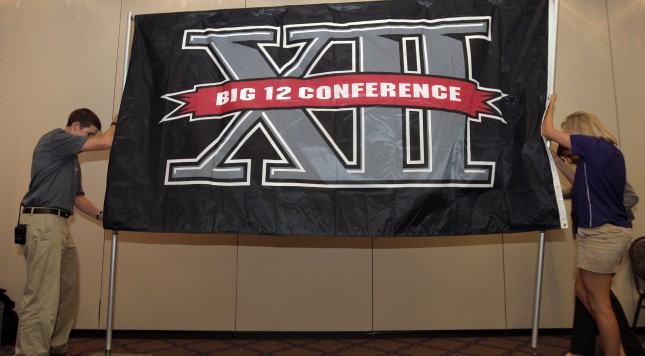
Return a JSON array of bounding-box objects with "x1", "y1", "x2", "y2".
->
[{"x1": 0, "y1": 288, "x2": 18, "y2": 346}]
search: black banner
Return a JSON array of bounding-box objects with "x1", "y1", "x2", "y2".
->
[{"x1": 104, "y1": 0, "x2": 564, "y2": 236}]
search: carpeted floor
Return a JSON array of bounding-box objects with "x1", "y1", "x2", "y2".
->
[{"x1": 1, "y1": 331, "x2": 643, "y2": 355}]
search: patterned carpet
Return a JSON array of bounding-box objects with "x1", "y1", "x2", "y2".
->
[{"x1": 0, "y1": 330, "x2": 609, "y2": 356}]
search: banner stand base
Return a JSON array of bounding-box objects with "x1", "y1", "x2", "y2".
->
[{"x1": 91, "y1": 353, "x2": 149, "y2": 356}]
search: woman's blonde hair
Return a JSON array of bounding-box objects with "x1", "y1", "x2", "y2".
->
[{"x1": 560, "y1": 111, "x2": 618, "y2": 146}]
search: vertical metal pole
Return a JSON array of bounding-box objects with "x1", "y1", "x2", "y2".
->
[
  {"x1": 530, "y1": 231, "x2": 547, "y2": 354},
  {"x1": 102, "y1": 11, "x2": 132, "y2": 355},
  {"x1": 122, "y1": 12, "x2": 133, "y2": 90},
  {"x1": 105, "y1": 230, "x2": 119, "y2": 353}
]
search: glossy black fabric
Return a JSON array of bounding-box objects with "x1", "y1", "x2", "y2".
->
[{"x1": 104, "y1": 0, "x2": 561, "y2": 236}]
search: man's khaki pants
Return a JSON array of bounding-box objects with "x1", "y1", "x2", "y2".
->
[{"x1": 15, "y1": 213, "x2": 79, "y2": 356}]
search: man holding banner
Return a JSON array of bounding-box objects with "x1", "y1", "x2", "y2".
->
[{"x1": 15, "y1": 109, "x2": 117, "y2": 356}]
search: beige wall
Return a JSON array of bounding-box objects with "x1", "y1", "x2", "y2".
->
[{"x1": 1, "y1": 0, "x2": 644, "y2": 332}]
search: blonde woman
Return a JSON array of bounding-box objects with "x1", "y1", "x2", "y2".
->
[{"x1": 542, "y1": 94, "x2": 632, "y2": 356}]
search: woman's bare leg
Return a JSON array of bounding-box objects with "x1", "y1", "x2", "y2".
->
[{"x1": 578, "y1": 268, "x2": 621, "y2": 356}]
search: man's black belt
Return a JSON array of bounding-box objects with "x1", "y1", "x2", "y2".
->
[{"x1": 22, "y1": 207, "x2": 70, "y2": 218}]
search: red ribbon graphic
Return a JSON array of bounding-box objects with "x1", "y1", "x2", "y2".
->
[{"x1": 170, "y1": 73, "x2": 499, "y2": 119}]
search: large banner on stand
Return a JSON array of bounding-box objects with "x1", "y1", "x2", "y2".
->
[{"x1": 104, "y1": 0, "x2": 566, "y2": 236}]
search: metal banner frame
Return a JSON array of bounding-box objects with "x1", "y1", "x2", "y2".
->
[{"x1": 101, "y1": 2, "x2": 561, "y2": 353}]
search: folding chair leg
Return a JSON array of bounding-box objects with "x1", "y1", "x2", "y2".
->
[{"x1": 633, "y1": 295, "x2": 644, "y2": 329}]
